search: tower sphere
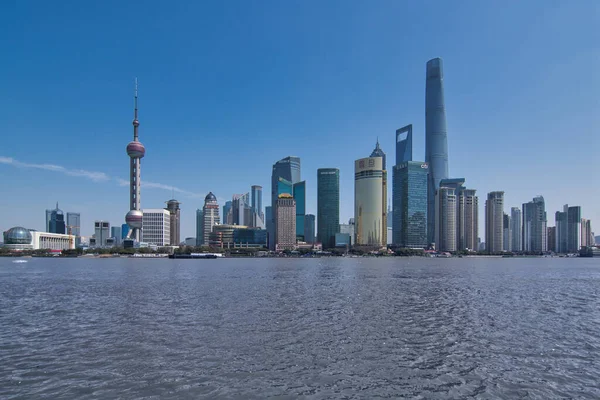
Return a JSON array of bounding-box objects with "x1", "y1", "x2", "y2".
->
[
  {"x1": 133, "y1": 119, "x2": 140, "y2": 127},
  {"x1": 126, "y1": 141, "x2": 146, "y2": 158},
  {"x1": 126, "y1": 209, "x2": 143, "y2": 229}
]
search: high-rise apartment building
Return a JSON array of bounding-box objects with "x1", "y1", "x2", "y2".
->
[
  {"x1": 202, "y1": 192, "x2": 220, "y2": 246},
  {"x1": 66, "y1": 212, "x2": 80, "y2": 237},
  {"x1": 304, "y1": 214, "x2": 316, "y2": 244},
  {"x1": 581, "y1": 219, "x2": 593, "y2": 248},
  {"x1": 567, "y1": 206, "x2": 581, "y2": 253},
  {"x1": 317, "y1": 168, "x2": 340, "y2": 249},
  {"x1": 355, "y1": 154, "x2": 386, "y2": 247},
  {"x1": 142, "y1": 209, "x2": 170, "y2": 246},
  {"x1": 425, "y1": 58, "x2": 450, "y2": 244},
  {"x1": 555, "y1": 206, "x2": 568, "y2": 253},
  {"x1": 275, "y1": 194, "x2": 296, "y2": 251},
  {"x1": 485, "y1": 191, "x2": 504, "y2": 253},
  {"x1": 510, "y1": 207, "x2": 523, "y2": 252},
  {"x1": 547, "y1": 226, "x2": 556, "y2": 252},
  {"x1": 457, "y1": 188, "x2": 478, "y2": 251},
  {"x1": 503, "y1": 213, "x2": 511, "y2": 252},
  {"x1": 522, "y1": 196, "x2": 547, "y2": 253},
  {"x1": 434, "y1": 187, "x2": 456, "y2": 252},
  {"x1": 392, "y1": 162, "x2": 428, "y2": 248},
  {"x1": 196, "y1": 209, "x2": 203, "y2": 246},
  {"x1": 165, "y1": 199, "x2": 181, "y2": 246},
  {"x1": 94, "y1": 221, "x2": 110, "y2": 247}
]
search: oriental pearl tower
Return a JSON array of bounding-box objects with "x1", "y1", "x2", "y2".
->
[{"x1": 124, "y1": 79, "x2": 145, "y2": 242}]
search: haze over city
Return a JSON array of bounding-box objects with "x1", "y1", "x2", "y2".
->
[{"x1": 1, "y1": 1, "x2": 598, "y2": 238}]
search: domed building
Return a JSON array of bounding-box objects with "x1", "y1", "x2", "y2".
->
[
  {"x1": 3, "y1": 227, "x2": 34, "y2": 250},
  {"x1": 2, "y1": 226, "x2": 75, "y2": 251}
]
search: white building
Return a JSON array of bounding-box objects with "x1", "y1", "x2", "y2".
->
[
  {"x1": 2, "y1": 227, "x2": 75, "y2": 251},
  {"x1": 142, "y1": 209, "x2": 171, "y2": 246},
  {"x1": 354, "y1": 157, "x2": 386, "y2": 247}
]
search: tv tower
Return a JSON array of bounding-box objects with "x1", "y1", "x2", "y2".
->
[{"x1": 125, "y1": 79, "x2": 145, "y2": 242}]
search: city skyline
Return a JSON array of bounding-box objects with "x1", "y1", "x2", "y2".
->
[{"x1": 1, "y1": 2, "x2": 598, "y2": 239}]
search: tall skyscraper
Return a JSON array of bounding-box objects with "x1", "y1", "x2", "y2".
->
[
  {"x1": 94, "y1": 221, "x2": 110, "y2": 247},
  {"x1": 165, "y1": 199, "x2": 181, "y2": 246},
  {"x1": 142, "y1": 209, "x2": 170, "y2": 246},
  {"x1": 293, "y1": 181, "x2": 306, "y2": 241},
  {"x1": 66, "y1": 212, "x2": 80, "y2": 237},
  {"x1": 232, "y1": 193, "x2": 250, "y2": 226},
  {"x1": 555, "y1": 206, "x2": 568, "y2": 253},
  {"x1": 121, "y1": 223, "x2": 129, "y2": 240},
  {"x1": 269, "y1": 156, "x2": 301, "y2": 249},
  {"x1": 317, "y1": 168, "x2": 340, "y2": 249},
  {"x1": 434, "y1": 187, "x2": 456, "y2": 252},
  {"x1": 304, "y1": 214, "x2": 316, "y2": 244},
  {"x1": 45, "y1": 209, "x2": 52, "y2": 232},
  {"x1": 355, "y1": 153, "x2": 386, "y2": 247},
  {"x1": 124, "y1": 79, "x2": 145, "y2": 243},
  {"x1": 275, "y1": 194, "x2": 296, "y2": 251},
  {"x1": 547, "y1": 226, "x2": 557, "y2": 252},
  {"x1": 581, "y1": 219, "x2": 593, "y2": 248},
  {"x1": 503, "y1": 213, "x2": 512, "y2": 252},
  {"x1": 567, "y1": 206, "x2": 582, "y2": 252},
  {"x1": 425, "y1": 57, "x2": 450, "y2": 245},
  {"x1": 457, "y1": 188, "x2": 478, "y2": 251},
  {"x1": 485, "y1": 191, "x2": 504, "y2": 253},
  {"x1": 392, "y1": 162, "x2": 428, "y2": 248},
  {"x1": 251, "y1": 185, "x2": 263, "y2": 218},
  {"x1": 510, "y1": 207, "x2": 523, "y2": 252},
  {"x1": 396, "y1": 124, "x2": 413, "y2": 165},
  {"x1": 523, "y1": 196, "x2": 547, "y2": 253},
  {"x1": 222, "y1": 201, "x2": 232, "y2": 225},
  {"x1": 196, "y1": 209, "x2": 203, "y2": 246},
  {"x1": 46, "y1": 203, "x2": 66, "y2": 234},
  {"x1": 202, "y1": 192, "x2": 220, "y2": 246}
]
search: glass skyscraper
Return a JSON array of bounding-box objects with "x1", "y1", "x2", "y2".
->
[
  {"x1": 425, "y1": 57, "x2": 450, "y2": 244},
  {"x1": 293, "y1": 181, "x2": 306, "y2": 241},
  {"x1": 48, "y1": 203, "x2": 66, "y2": 234},
  {"x1": 392, "y1": 162, "x2": 428, "y2": 248},
  {"x1": 317, "y1": 168, "x2": 340, "y2": 249},
  {"x1": 270, "y1": 157, "x2": 301, "y2": 249},
  {"x1": 66, "y1": 212, "x2": 81, "y2": 237},
  {"x1": 304, "y1": 214, "x2": 316, "y2": 244},
  {"x1": 396, "y1": 124, "x2": 413, "y2": 165}
]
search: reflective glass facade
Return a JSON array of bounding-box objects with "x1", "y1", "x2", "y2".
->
[
  {"x1": 269, "y1": 156, "x2": 301, "y2": 249},
  {"x1": 396, "y1": 124, "x2": 413, "y2": 165},
  {"x1": 293, "y1": 181, "x2": 306, "y2": 241},
  {"x1": 317, "y1": 168, "x2": 340, "y2": 249},
  {"x1": 392, "y1": 162, "x2": 428, "y2": 248}
]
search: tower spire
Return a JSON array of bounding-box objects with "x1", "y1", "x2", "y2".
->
[{"x1": 133, "y1": 78, "x2": 139, "y2": 140}]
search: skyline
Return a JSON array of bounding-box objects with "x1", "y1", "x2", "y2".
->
[{"x1": 1, "y1": 1, "x2": 598, "y2": 238}]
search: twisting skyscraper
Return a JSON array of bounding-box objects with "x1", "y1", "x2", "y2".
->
[
  {"x1": 124, "y1": 79, "x2": 146, "y2": 243},
  {"x1": 425, "y1": 57, "x2": 450, "y2": 244}
]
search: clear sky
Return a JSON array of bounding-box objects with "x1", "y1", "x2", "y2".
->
[{"x1": 1, "y1": 0, "x2": 598, "y2": 239}]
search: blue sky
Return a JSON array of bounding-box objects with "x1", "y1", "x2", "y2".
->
[{"x1": 1, "y1": 0, "x2": 598, "y2": 239}]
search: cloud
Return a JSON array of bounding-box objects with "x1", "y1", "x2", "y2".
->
[
  {"x1": 0, "y1": 156, "x2": 110, "y2": 182},
  {"x1": 1, "y1": 155, "x2": 204, "y2": 198}
]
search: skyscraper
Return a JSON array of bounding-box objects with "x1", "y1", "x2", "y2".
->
[
  {"x1": 555, "y1": 206, "x2": 568, "y2": 253},
  {"x1": 317, "y1": 168, "x2": 340, "y2": 249},
  {"x1": 111, "y1": 226, "x2": 122, "y2": 245},
  {"x1": 45, "y1": 209, "x2": 52, "y2": 232},
  {"x1": 142, "y1": 209, "x2": 170, "y2": 246},
  {"x1": 275, "y1": 194, "x2": 296, "y2": 251},
  {"x1": 251, "y1": 185, "x2": 264, "y2": 228},
  {"x1": 48, "y1": 203, "x2": 66, "y2": 234},
  {"x1": 293, "y1": 181, "x2": 306, "y2": 241},
  {"x1": 355, "y1": 154, "x2": 386, "y2": 247},
  {"x1": 121, "y1": 223, "x2": 129, "y2": 240},
  {"x1": 124, "y1": 79, "x2": 145, "y2": 244},
  {"x1": 66, "y1": 212, "x2": 80, "y2": 237},
  {"x1": 567, "y1": 206, "x2": 581, "y2": 252},
  {"x1": 304, "y1": 214, "x2": 316, "y2": 244},
  {"x1": 457, "y1": 188, "x2": 478, "y2": 251},
  {"x1": 434, "y1": 187, "x2": 456, "y2": 252},
  {"x1": 396, "y1": 124, "x2": 413, "y2": 165},
  {"x1": 269, "y1": 156, "x2": 301, "y2": 249},
  {"x1": 581, "y1": 219, "x2": 593, "y2": 248},
  {"x1": 392, "y1": 162, "x2": 428, "y2": 248},
  {"x1": 94, "y1": 221, "x2": 110, "y2": 247},
  {"x1": 232, "y1": 193, "x2": 250, "y2": 226},
  {"x1": 203, "y1": 192, "x2": 220, "y2": 246},
  {"x1": 485, "y1": 191, "x2": 504, "y2": 253},
  {"x1": 425, "y1": 58, "x2": 450, "y2": 245},
  {"x1": 165, "y1": 199, "x2": 181, "y2": 246},
  {"x1": 510, "y1": 207, "x2": 523, "y2": 252},
  {"x1": 370, "y1": 139, "x2": 387, "y2": 170},
  {"x1": 523, "y1": 196, "x2": 547, "y2": 253},
  {"x1": 196, "y1": 209, "x2": 203, "y2": 246},
  {"x1": 547, "y1": 226, "x2": 556, "y2": 252},
  {"x1": 222, "y1": 201, "x2": 232, "y2": 225},
  {"x1": 503, "y1": 213, "x2": 512, "y2": 252}
]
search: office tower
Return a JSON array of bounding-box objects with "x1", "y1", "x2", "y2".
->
[
  {"x1": 457, "y1": 188, "x2": 478, "y2": 251},
  {"x1": 202, "y1": 192, "x2": 220, "y2": 246},
  {"x1": 94, "y1": 221, "x2": 110, "y2": 247},
  {"x1": 111, "y1": 226, "x2": 122, "y2": 245},
  {"x1": 370, "y1": 139, "x2": 387, "y2": 170},
  {"x1": 165, "y1": 199, "x2": 181, "y2": 246},
  {"x1": 510, "y1": 207, "x2": 522, "y2": 252},
  {"x1": 275, "y1": 194, "x2": 296, "y2": 251},
  {"x1": 503, "y1": 213, "x2": 511, "y2": 252},
  {"x1": 522, "y1": 196, "x2": 547, "y2": 253},
  {"x1": 555, "y1": 206, "x2": 568, "y2": 253},
  {"x1": 66, "y1": 212, "x2": 80, "y2": 237},
  {"x1": 396, "y1": 124, "x2": 413, "y2": 165},
  {"x1": 355, "y1": 152, "x2": 386, "y2": 247},
  {"x1": 304, "y1": 214, "x2": 316, "y2": 244},
  {"x1": 142, "y1": 209, "x2": 170, "y2": 246},
  {"x1": 567, "y1": 206, "x2": 582, "y2": 252},
  {"x1": 47, "y1": 203, "x2": 66, "y2": 234},
  {"x1": 251, "y1": 185, "x2": 264, "y2": 226},
  {"x1": 392, "y1": 162, "x2": 428, "y2": 248},
  {"x1": 232, "y1": 193, "x2": 250, "y2": 226},
  {"x1": 270, "y1": 157, "x2": 301, "y2": 247},
  {"x1": 196, "y1": 209, "x2": 204, "y2": 246},
  {"x1": 581, "y1": 219, "x2": 593, "y2": 248},
  {"x1": 547, "y1": 226, "x2": 556, "y2": 252},
  {"x1": 434, "y1": 187, "x2": 456, "y2": 252},
  {"x1": 265, "y1": 206, "x2": 272, "y2": 245},
  {"x1": 317, "y1": 168, "x2": 340, "y2": 249},
  {"x1": 425, "y1": 58, "x2": 450, "y2": 244},
  {"x1": 124, "y1": 79, "x2": 145, "y2": 243},
  {"x1": 339, "y1": 218, "x2": 355, "y2": 246},
  {"x1": 485, "y1": 191, "x2": 504, "y2": 253},
  {"x1": 293, "y1": 181, "x2": 306, "y2": 241},
  {"x1": 222, "y1": 201, "x2": 232, "y2": 225}
]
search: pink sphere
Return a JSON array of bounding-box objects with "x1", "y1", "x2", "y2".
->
[{"x1": 126, "y1": 141, "x2": 145, "y2": 158}]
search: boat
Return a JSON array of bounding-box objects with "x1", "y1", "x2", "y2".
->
[{"x1": 168, "y1": 253, "x2": 220, "y2": 259}]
